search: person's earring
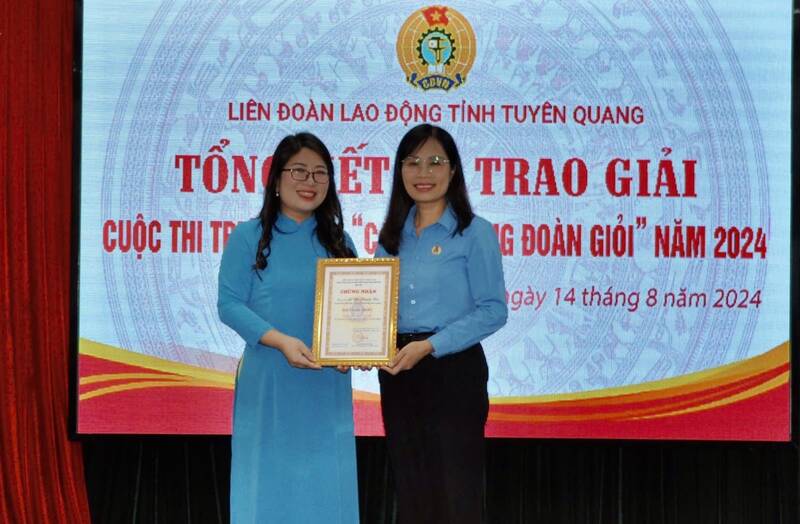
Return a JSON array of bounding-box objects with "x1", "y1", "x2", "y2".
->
[{"x1": 276, "y1": 190, "x2": 280, "y2": 197}]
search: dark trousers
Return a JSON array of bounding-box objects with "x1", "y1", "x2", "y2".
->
[{"x1": 379, "y1": 342, "x2": 489, "y2": 524}]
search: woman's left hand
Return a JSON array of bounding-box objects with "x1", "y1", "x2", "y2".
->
[{"x1": 380, "y1": 340, "x2": 433, "y2": 375}]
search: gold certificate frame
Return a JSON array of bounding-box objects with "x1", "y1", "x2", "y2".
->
[{"x1": 312, "y1": 258, "x2": 399, "y2": 366}]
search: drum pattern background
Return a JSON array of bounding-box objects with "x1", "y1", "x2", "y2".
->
[{"x1": 78, "y1": 0, "x2": 790, "y2": 436}]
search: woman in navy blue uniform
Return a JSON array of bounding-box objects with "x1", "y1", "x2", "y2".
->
[{"x1": 376, "y1": 124, "x2": 508, "y2": 524}]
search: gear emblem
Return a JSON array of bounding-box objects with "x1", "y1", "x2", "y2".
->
[
  {"x1": 396, "y1": 6, "x2": 476, "y2": 91},
  {"x1": 417, "y1": 28, "x2": 456, "y2": 74}
]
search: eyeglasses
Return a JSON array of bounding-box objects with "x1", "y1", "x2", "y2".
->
[
  {"x1": 401, "y1": 155, "x2": 450, "y2": 174},
  {"x1": 282, "y1": 167, "x2": 330, "y2": 184}
]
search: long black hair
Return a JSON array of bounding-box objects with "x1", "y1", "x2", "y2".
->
[
  {"x1": 378, "y1": 124, "x2": 474, "y2": 255},
  {"x1": 254, "y1": 132, "x2": 354, "y2": 270}
]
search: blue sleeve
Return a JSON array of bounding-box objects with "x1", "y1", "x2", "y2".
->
[
  {"x1": 374, "y1": 243, "x2": 388, "y2": 258},
  {"x1": 428, "y1": 219, "x2": 508, "y2": 357},
  {"x1": 344, "y1": 231, "x2": 359, "y2": 258},
  {"x1": 217, "y1": 222, "x2": 274, "y2": 347}
]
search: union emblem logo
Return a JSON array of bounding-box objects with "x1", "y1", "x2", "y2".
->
[{"x1": 396, "y1": 6, "x2": 476, "y2": 91}]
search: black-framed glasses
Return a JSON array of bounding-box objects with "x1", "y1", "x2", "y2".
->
[
  {"x1": 282, "y1": 167, "x2": 330, "y2": 183},
  {"x1": 401, "y1": 155, "x2": 450, "y2": 173}
]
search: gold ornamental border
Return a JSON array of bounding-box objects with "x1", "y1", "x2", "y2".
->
[{"x1": 312, "y1": 257, "x2": 400, "y2": 366}]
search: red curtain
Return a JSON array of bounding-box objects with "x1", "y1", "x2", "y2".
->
[{"x1": 0, "y1": 0, "x2": 91, "y2": 522}]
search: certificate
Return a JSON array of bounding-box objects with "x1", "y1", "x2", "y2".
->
[{"x1": 312, "y1": 258, "x2": 399, "y2": 366}]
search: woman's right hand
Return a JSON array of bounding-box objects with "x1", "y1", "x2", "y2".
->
[{"x1": 278, "y1": 336, "x2": 322, "y2": 370}]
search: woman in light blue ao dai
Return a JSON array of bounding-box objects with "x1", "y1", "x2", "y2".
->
[{"x1": 218, "y1": 133, "x2": 359, "y2": 523}]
